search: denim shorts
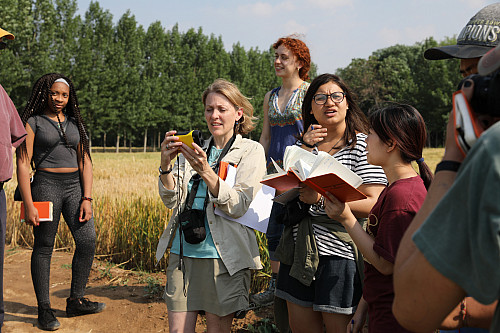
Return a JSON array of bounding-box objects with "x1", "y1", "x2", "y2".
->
[
  {"x1": 275, "y1": 255, "x2": 362, "y2": 315},
  {"x1": 266, "y1": 202, "x2": 285, "y2": 261}
]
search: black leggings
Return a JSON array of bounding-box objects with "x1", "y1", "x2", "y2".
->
[{"x1": 30, "y1": 170, "x2": 96, "y2": 305}]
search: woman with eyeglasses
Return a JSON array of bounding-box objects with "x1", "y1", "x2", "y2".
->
[
  {"x1": 323, "y1": 103, "x2": 433, "y2": 332},
  {"x1": 273, "y1": 73, "x2": 387, "y2": 333},
  {"x1": 253, "y1": 36, "x2": 311, "y2": 308}
]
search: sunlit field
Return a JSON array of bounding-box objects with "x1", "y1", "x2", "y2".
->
[{"x1": 4, "y1": 148, "x2": 444, "y2": 292}]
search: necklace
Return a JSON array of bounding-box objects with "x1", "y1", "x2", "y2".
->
[{"x1": 327, "y1": 136, "x2": 344, "y2": 154}]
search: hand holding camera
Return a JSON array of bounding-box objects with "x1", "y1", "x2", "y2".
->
[
  {"x1": 160, "y1": 130, "x2": 181, "y2": 170},
  {"x1": 451, "y1": 44, "x2": 500, "y2": 157},
  {"x1": 161, "y1": 130, "x2": 208, "y2": 173}
]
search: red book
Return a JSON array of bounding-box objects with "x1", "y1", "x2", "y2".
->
[
  {"x1": 260, "y1": 170, "x2": 300, "y2": 192},
  {"x1": 261, "y1": 146, "x2": 367, "y2": 203},
  {"x1": 20, "y1": 201, "x2": 53, "y2": 222},
  {"x1": 290, "y1": 169, "x2": 366, "y2": 202}
]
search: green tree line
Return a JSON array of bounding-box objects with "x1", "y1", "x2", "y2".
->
[
  {"x1": 2, "y1": 0, "x2": 461, "y2": 149},
  {"x1": 1, "y1": 0, "x2": 288, "y2": 151},
  {"x1": 337, "y1": 37, "x2": 462, "y2": 146}
]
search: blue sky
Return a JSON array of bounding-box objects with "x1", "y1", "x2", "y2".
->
[{"x1": 75, "y1": 0, "x2": 497, "y2": 73}]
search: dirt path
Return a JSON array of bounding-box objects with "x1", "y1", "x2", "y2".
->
[{"x1": 2, "y1": 246, "x2": 272, "y2": 333}]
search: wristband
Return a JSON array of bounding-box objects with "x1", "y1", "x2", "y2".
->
[
  {"x1": 82, "y1": 196, "x2": 93, "y2": 202},
  {"x1": 460, "y1": 298, "x2": 467, "y2": 328},
  {"x1": 435, "y1": 160, "x2": 461, "y2": 173},
  {"x1": 298, "y1": 139, "x2": 316, "y2": 149},
  {"x1": 159, "y1": 165, "x2": 173, "y2": 175},
  {"x1": 315, "y1": 196, "x2": 325, "y2": 209}
]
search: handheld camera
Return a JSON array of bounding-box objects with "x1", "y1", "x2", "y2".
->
[
  {"x1": 177, "y1": 130, "x2": 205, "y2": 149},
  {"x1": 454, "y1": 69, "x2": 500, "y2": 155}
]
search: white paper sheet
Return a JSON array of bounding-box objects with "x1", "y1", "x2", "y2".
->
[{"x1": 214, "y1": 165, "x2": 275, "y2": 232}]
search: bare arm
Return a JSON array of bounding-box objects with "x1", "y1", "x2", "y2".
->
[
  {"x1": 78, "y1": 143, "x2": 93, "y2": 222},
  {"x1": 259, "y1": 91, "x2": 272, "y2": 157},
  {"x1": 159, "y1": 130, "x2": 181, "y2": 190},
  {"x1": 348, "y1": 296, "x2": 368, "y2": 333},
  {"x1": 324, "y1": 192, "x2": 393, "y2": 275},
  {"x1": 16, "y1": 124, "x2": 39, "y2": 226},
  {"x1": 393, "y1": 245, "x2": 466, "y2": 332},
  {"x1": 440, "y1": 298, "x2": 497, "y2": 330},
  {"x1": 393, "y1": 87, "x2": 470, "y2": 331},
  {"x1": 348, "y1": 184, "x2": 385, "y2": 218}
]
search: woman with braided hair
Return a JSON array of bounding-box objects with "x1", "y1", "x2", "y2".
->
[{"x1": 16, "y1": 73, "x2": 104, "y2": 331}]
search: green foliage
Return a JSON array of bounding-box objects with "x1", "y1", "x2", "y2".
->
[
  {"x1": 2, "y1": 2, "x2": 461, "y2": 147},
  {"x1": 142, "y1": 276, "x2": 164, "y2": 298},
  {"x1": 0, "y1": 0, "x2": 287, "y2": 147},
  {"x1": 336, "y1": 37, "x2": 462, "y2": 146},
  {"x1": 246, "y1": 318, "x2": 279, "y2": 333}
]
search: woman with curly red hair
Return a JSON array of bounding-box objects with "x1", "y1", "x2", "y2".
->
[{"x1": 253, "y1": 36, "x2": 311, "y2": 307}]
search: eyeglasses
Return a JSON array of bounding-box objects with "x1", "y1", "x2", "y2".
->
[{"x1": 313, "y1": 92, "x2": 345, "y2": 105}]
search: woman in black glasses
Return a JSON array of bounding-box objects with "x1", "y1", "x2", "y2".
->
[{"x1": 274, "y1": 73, "x2": 387, "y2": 333}]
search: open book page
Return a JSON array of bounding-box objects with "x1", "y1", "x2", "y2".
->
[
  {"x1": 262, "y1": 158, "x2": 286, "y2": 181},
  {"x1": 261, "y1": 157, "x2": 300, "y2": 192},
  {"x1": 308, "y1": 152, "x2": 363, "y2": 188},
  {"x1": 283, "y1": 145, "x2": 317, "y2": 171},
  {"x1": 290, "y1": 159, "x2": 313, "y2": 182},
  {"x1": 262, "y1": 146, "x2": 318, "y2": 191}
]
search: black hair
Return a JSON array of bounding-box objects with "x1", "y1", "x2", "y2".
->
[
  {"x1": 18, "y1": 73, "x2": 91, "y2": 168},
  {"x1": 301, "y1": 73, "x2": 369, "y2": 148},
  {"x1": 368, "y1": 103, "x2": 433, "y2": 189}
]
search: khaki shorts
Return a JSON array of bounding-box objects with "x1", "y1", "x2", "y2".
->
[{"x1": 164, "y1": 254, "x2": 250, "y2": 317}]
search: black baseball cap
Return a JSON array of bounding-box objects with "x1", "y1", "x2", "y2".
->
[{"x1": 424, "y1": 3, "x2": 500, "y2": 60}]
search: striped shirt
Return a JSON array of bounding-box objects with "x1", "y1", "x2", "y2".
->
[{"x1": 293, "y1": 133, "x2": 387, "y2": 260}]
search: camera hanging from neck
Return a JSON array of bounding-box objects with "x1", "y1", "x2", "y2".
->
[{"x1": 176, "y1": 133, "x2": 237, "y2": 293}]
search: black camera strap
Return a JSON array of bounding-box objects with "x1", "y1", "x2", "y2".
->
[{"x1": 177, "y1": 134, "x2": 237, "y2": 294}]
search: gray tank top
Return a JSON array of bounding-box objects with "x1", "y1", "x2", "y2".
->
[{"x1": 27, "y1": 115, "x2": 80, "y2": 169}]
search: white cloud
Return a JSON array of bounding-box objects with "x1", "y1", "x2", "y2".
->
[
  {"x1": 236, "y1": 1, "x2": 300, "y2": 17},
  {"x1": 306, "y1": 0, "x2": 353, "y2": 10},
  {"x1": 236, "y1": 2, "x2": 275, "y2": 17},
  {"x1": 458, "y1": 0, "x2": 490, "y2": 10},
  {"x1": 378, "y1": 27, "x2": 402, "y2": 46},
  {"x1": 378, "y1": 25, "x2": 437, "y2": 46},
  {"x1": 404, "y1": 25, "x2": 436, "y2": 43},
  {"x1": 283, "y1": 20, "x2": 309, "y2": 36}
]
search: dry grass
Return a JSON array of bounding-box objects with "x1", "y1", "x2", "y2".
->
[{"x1": 4, "y1": 148, "x2": 445, "y2": 289}]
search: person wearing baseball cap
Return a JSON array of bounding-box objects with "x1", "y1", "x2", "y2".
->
[
  {"x1": 0, "y1": 26, "x2": 26, "y2": 333},
  {"x1": 393, "y1": 19, "x2": 500, "y2": 333},
  {"x1": 424, "y1": 3, "x2": 500, "y2": 77}
]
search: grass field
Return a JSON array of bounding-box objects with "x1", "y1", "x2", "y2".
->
[{"x1": 4, "y1": 148, "x2": 445, "y2": 292}]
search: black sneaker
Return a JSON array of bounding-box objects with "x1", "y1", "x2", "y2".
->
[
  {"x1": 38, "y1": 303, "x2": 60, "y2": 331},
  {"x1": 66, "y1": 297, "x2": 106, "y2": 317}
]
